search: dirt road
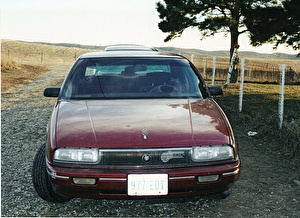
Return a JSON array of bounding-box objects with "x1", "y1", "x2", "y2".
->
[{"x1": 1, "y1": 65, "x2": 299, "y2": 217}]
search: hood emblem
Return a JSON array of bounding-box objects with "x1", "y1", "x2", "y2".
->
[
  {"x1": 142, "y1": 153, "x2": 151, "y2": 162},
  {"x1": 141, "y1": 129, "x2": 149, "y2": 140}
]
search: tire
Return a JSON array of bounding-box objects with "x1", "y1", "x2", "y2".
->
[
  {"x1": 32, "y1": 143, "x2": 71, "y2": 203},
  {"x1": 205, "y1": 187, "x2": 232, "y2": 200},
  {"x1": 212, "y1": 188, "x2": 232, "y2": 199}
]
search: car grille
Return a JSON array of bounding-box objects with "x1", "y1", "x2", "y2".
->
[{"x1": 100, "y1": 148, "x2": 192, "y2": 166}]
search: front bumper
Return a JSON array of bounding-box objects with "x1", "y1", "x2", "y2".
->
[{"x1": 47, "y1": 160, "x2": 240, "y2": 199}]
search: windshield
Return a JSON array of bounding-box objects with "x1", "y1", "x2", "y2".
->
[{"x1": 60, "y1": 57, "x2": 203, "y2": 99}]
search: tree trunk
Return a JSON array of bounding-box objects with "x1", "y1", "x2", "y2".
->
[
  {"x1": 230, "y1": 31, "x2": 239, "y2": 83},
  {"x1": 228, "y1": 5, "x2": 240, "y2": 83}
]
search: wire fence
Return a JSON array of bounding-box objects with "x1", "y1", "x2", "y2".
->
[
  {"x1": 189, "y1": 55, "x2": 299, "y2": 84},
  {"x1": 2, "y1": 48, "x2": 299, "y2": 84}
]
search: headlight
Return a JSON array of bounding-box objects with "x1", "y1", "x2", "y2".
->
[
  {"x1": 191, "y1": 145, "x2": 233, "y2": 162},
  {"x1": 54, "y1": 148, "x2": 101, "y2": 164}
]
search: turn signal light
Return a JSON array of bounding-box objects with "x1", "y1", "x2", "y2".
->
[
  {"x1": 197, "y1": 175, "x2": 219, "y2": 183},
  {"x1": 72, "y1": 178, "x2": 96, "y2": 185}
]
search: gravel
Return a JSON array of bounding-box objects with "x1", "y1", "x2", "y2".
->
[{"x1": 1, "y1": 65, "x2": 299, "y2": 217}]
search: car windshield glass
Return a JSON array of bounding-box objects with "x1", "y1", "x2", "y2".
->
[{"x1": 61, "y1": 57, "x2": 203, "y2": 99}]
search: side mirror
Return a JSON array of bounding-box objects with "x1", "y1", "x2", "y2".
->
[
  {"x1": 208, "y1": 86, "x2": 223, "y2": 96},
  {"x1": 44, "y1": 87, "x2": 60, "y2": 97}
]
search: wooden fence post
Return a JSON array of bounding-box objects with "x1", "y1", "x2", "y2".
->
[{"x1": 41, "y1": 52, "x2": 44, "y2": 63}]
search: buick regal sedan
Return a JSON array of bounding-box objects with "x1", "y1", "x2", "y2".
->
[{"x1": 32, "y1": 46, "x2": 240, "y2": 202}]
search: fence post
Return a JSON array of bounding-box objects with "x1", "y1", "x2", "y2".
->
[
  {"x1": 279, "y1": 64, "x2": 285, "y2": 129},
  {"x1": 239, "y1": 59, "x2": 245, "y2": 112},
  {"x1": 203, "y1": 59, "x2": 207, "y2": 75},
  {"x1": 41, "y1": 52, "x2": 44, "y2": 63},
  {"x1": 212, "y1": 56, "x2": 216, "y2": 85},
  {"x1": 248, "y1": 69, "x2": 252, "y2": 81},
  {"x1": 191, "y1": 54, "x2": 194, "y2": 64}
]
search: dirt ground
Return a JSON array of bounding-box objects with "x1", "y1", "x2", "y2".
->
[{"x1": 1, "y1": 59, "x2": 299, "y2": 217}]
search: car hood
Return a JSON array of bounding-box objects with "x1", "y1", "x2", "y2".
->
[{"x1": 55, "y1": 99, "x2": 231, "y2": 148}]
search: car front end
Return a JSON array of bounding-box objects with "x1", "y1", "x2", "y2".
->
[
  {"x1": 46, "y1": 99, "x2": 239, "y2": 200},
  {"x1": 32, "y1": 47, "x2": 240, "y2": 202}
]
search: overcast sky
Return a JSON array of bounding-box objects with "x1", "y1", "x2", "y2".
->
[{"x1": 1, "y1": 0, "x2": 298, "y2": 54}]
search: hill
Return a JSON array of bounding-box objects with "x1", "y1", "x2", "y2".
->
[
  {"x1": 156, "y1": 47, "x2": 299, "y2": 60},
  {"x1": 3, "y1": 39, "x2": 298, "y2": 60}
]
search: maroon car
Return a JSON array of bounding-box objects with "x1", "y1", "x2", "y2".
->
[{"x1": 32, "y1": 46, "x2": 240, "y2": 202}]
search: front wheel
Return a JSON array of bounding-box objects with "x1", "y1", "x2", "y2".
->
[
  {"x1": 32, "y1": 143, "x2": 71, "y2": 203},
  {"x1": 204, "y1": 186, "x2": 233, "y2": 200}
]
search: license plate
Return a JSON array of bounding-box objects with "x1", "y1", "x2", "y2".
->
[{"x1": 127, "y1": 174, "x2": 168, "y2": 196}]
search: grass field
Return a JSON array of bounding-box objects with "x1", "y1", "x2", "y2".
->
[
  {"x1": 1, "y1": 56, "x2": 49, "y2": 92},
  {"x1": 2, "y1": 39, "x2": 299, "y2": 84},
  {"x1": 1, "y1": 39, "x2": 94, "y2": 92},
  {"x1": 214, "y1": 82, "x2": 300, "y2": 157}
]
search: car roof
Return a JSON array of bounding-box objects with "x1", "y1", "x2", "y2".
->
[
  {"x1": 79, "y1": 50, "x2": 185, "y2": 59},
  {"x1": 105, "y1": 45, "x2": 158, "y2": 52},
  {"x1": 79, "y1": 45, "x2": 185, "y2": 59}
]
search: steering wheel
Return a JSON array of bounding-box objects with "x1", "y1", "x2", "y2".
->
[{"x1": 149, "y1": 85, "x2": 179, "y2": 93}]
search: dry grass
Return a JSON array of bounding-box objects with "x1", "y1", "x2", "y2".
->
[
  {"x1": 188, "y1": 54, "x2": 299, "y2": 72},
  {"x1": 1, "y1": 39, "x2": 96, "y2": 66},
  {"x1": 1, "y1": 57, "x2": 20, "y2": 71},
  {"x1": 189, "y1": 54, "x2": 300, "y2": 83},
  {"x1": 1, "y1": 56, "x2": 49, "y2": 92},
  {"x1": 1, "y1": 39, "x2": 93, "y2": 93}
]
